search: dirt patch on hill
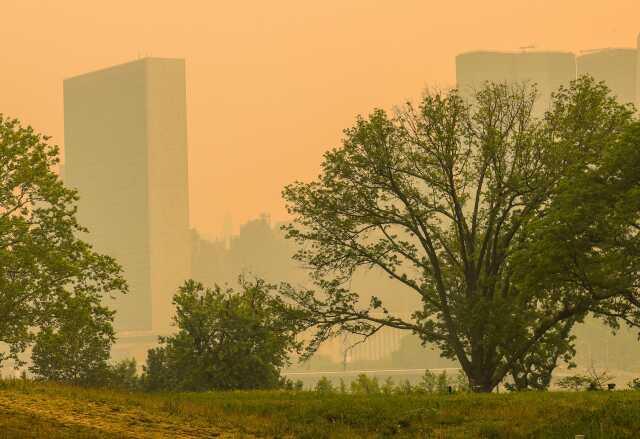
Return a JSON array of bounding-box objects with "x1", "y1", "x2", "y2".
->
[{"x1": 0, "y1": 390, "x2": 248, "y2": 438}]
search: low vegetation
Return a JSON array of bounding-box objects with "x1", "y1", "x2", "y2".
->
[{"x1": 2, "y1": 379, "x2": 640, "y2": 438}]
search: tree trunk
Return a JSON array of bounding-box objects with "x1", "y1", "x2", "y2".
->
[{"x1": 466, "y1": 364, "x2": 498, "y2": 393}]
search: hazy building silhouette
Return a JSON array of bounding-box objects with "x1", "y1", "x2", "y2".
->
[
  {"x1": 64, "y1": 58, "x2": 191, "y2": 332},
  {"x1": 577, "y1": 48, "x2": 637, "y2": 106},
  {"x1": 456, "y1": 51, "x2": 576, "y2": 114}
]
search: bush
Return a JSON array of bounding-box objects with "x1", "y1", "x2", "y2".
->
[
  {"x1": 350, "y1": 374, "x2": 380, "y2": 395},
  {"x1": 381, "y1": 377, "x2": 395, "y2": 395},
  {"x1": 282, "y1": 379, "x2": 304, "y2": 391},
  {"x1": 417, "y1": 370, "x2": 456, "y2": 393},
  {"x1": 141, "y1": 278, "x2": 305, "y2": 392},
  {"x1": 454, "y1": 370, "x2": 470, "y2": 392},
  {"x1": 557, "y1": 368, "x2": 614, "y2": 392},
  {"x1": 314, "y1": 376, "x2": 335, "y2": 394},
  {"x1": 394, "y1": 379, "x2": 414, "y2": 395},
  {"x1": 29, "y1": 296, "x2": 115, "y2": 387},
  {"x1": 557, "y1": 375, "x2": 592, "y2": 391},
  {"x1": 108, "y1": 358, "x2": 139, "y2": 390}
]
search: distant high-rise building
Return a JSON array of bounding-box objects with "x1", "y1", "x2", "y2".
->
[
  {"x1": 64, "y1": 58, "x2": 191, "y2": 332},
  {"x1": 456, "y1": 51, "x2": 576, "y2": 114},
  {"x1": 577, "y1": 48, "x2": 637, "y2": 106}
]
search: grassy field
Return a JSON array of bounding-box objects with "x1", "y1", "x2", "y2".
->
[{"x1": 1, "y1": 380, "x2": 640, "y2": 438}]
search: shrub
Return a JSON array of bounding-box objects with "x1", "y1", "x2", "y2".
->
[
  {"x1": 108, "y1": 358, "x2": 139, "y2": 390},
  {"x1": 283, "y1": 379, "x2": 304, "y2": 391},
  {"x1": 395, "y1": 379, "x2": 414, "y2": 395},
  {"x1": 557, "y1": 375, "x2": 592, "y2": 391},
  {"x1": 314, "y1": 376, "x2": 335, "y2": 394},
  {"x1": 417, "y1": 370, "x2": 451, "y2": 393},
  {"x1": 381, "y1": 377, "x2": 395, "y2": 395},
  {"x1": 141, "y1": 278, "x2": 305, "y2": 392},
  {"x1": 29, "y1": 296, "x2": 115, "y2": 387},
  {"x1": 350, "y1": 374, "x2": 380, "y2": 395}
]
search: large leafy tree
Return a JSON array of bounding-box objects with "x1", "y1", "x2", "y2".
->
[
  {"x1": 142, "y1": 278, "x2": 304, "y2": 391},
  {"x1": 0, "y1": 115, "x2": 126, "y2": 367},
  {"x1": 282, "y1": 77, "x2": 640, "y2": 392}
]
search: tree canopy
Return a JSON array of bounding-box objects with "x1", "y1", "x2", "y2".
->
[
  {"x1": 0, "y1": 115, "x2": 126, "y2": 367},
  {"x1": 282, "y1": 77, "x2": 640, "y2": 392},
  {"x1": 29, "y1": 294, "x2": 115, "y2": 385},
  {"x1": 142, "y1": 278, "x2": 305, "y2": 391}
]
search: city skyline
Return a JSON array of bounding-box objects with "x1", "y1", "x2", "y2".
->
[{"x1": 2, "y1": 1, "x2": 640, "y2": 239}]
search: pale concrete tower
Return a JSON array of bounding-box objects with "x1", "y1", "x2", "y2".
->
[
  {"x1": 456, "y1": 51, "x2": 576, "y2": 115},
  {"x1": 64, "y1": 58, "x2": 191, "y2": 332},
  {"x1": 577, "y1": 48, "x2": 637, "y2": 106}
]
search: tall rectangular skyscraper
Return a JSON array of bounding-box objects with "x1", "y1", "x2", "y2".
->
[
  {"x1": 64, "y1": 58, "x2": 191, "y2": 332},
  {"x1": 456, "y1": 51, "x2": 576, "y2": 115},
  {"x1": 577, "y1": 48, "x2": 637, "y2": 106}
]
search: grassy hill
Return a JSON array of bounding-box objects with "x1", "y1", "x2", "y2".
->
[{"x1": 1, "y1": 379, "x2": 640, "y2": 438}]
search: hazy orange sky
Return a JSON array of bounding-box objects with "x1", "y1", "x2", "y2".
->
[{"x1": 3, "y1": 1, "x2": 639, "y2": 238}]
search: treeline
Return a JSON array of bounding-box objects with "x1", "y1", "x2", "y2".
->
[
  {"x1": 23, "y1": 278, "x2": 304, "y2": 392},
  {"x1": 2, "y1": 76, "x2": 640, "y2": 394}
]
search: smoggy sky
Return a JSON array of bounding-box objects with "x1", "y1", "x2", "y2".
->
[{"x1": 2, "y1": 1, "x2": 639, "y2": 238}]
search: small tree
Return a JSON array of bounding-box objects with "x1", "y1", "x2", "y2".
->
[
  {"x1": 557, "y1": 375, "x2": 591, "y2": 391},
  {"x1": 419, "y1": 370, "x2": 437, "y2": 393},
  {"x1": 314, "y1": 376, "x2": 335, "y2": 394},
  {"x1": 381, "y1": 376, "x2": 395, "y2": 395},
  {"x1": 142, "y1": 278, "x2": 305, "y2": 391},
  {"x1": 29, "y1": 295, "x2": 115, "y2": 386},
  {"x1": 454, "y1": 369, "x2": 470, "y2": 392},
  {"x1": 350, "y1": 374, "x2": 380, "y2": 394},
  {"x1": 108, "y1": 358, "x2": 139, "y2": 390},
  {"x1": 556, "y1": 366, "x2": 613, "y2": 391},
  {"x1": 395, "y1": 379, "x2": 414, "y2": 395}
]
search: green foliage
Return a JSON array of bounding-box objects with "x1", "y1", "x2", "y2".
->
[
  {"x1": 395, "y1": 379, "x2": 414, "y2": 395},
  {"x1": 381, "y1": 376, "x2": 395, "y2": 395},
  {"x1": 314, "y1": 376, "x2": 335, "y2": 394},
  {"x1": 0, "y1": 115, "x2": 126, "y2": 367},
  {"x1": 338, "y1": 378, "x2": 347, "y2": 394},
  {"x1": 416, "y1": 370, "x2": 464, "y2": 393},
  {"x1": 454, "y1": 369, "x2": 470, "y2": 392},
  {"x1": 418, "y1": 370, "x2": 437, "y2": 393},
  {"x1": 556, "y1": 375, "x2": 592, "y2": 392},
  {"x1": 29, "y1": 295, "x2": 115, "y2": 386},
  {"x1": 628, "y1": 378, "x2": 640, "y2": 390},
  {"x1": 556, "y1": 367, "x2": 614, "y2": 391},
  {"x1": 141, "y1": 278, "x2": 305, "y2": 391},
  {"x1": 282, "y1": 378, "x2": 304, "y2": 391},
  {"x1": 349, "y1": 373, "x2": 380, "y2": 395},
  {"x1": 506, "y1": 320, "x2": 576, "y2": 391},
  {"x1": 281, "y1": 77, "x2": 640, "y2": 392},
  {"x1": 107, "y1": 358, "x2": 139, "y2": 391}
]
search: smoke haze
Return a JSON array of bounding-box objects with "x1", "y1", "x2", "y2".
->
[{"x1": 2, "y1": 1, "x2": 640, "y2": 237}]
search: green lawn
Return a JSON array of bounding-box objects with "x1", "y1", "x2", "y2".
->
[{"x1": 1, "y1": 380, "x2": 639, "y2": 438}]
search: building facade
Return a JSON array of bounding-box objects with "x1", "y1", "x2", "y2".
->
[
  {"x1": 577, "y1": 48, "x2": 637, "y2": 106},
  {"x1": 64, "y1": 58, "x2": 191, "y2": 333},
  {"x1": 456, "y1": 50, "x2": 576, "y2": 114}
]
